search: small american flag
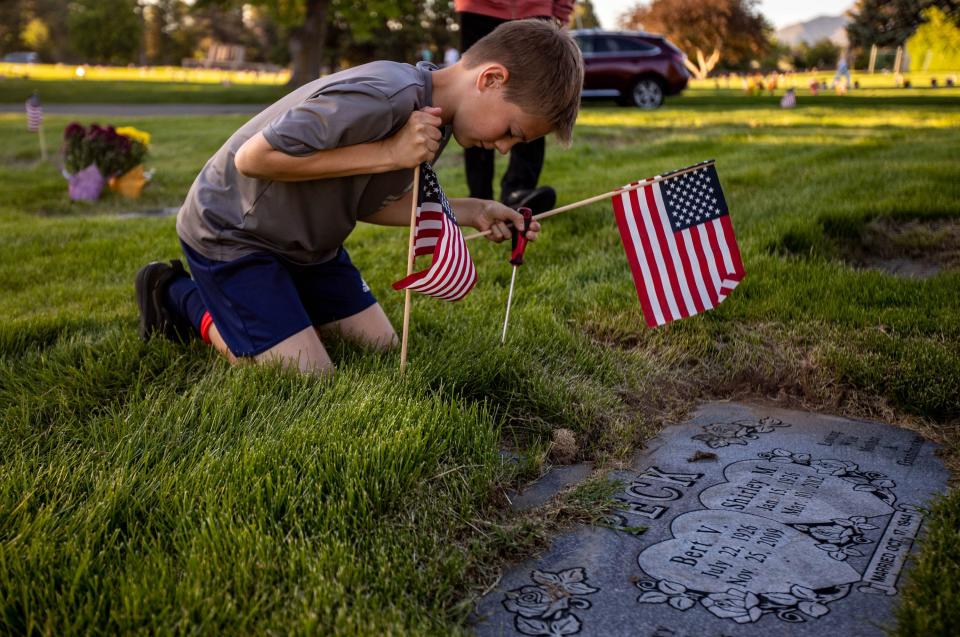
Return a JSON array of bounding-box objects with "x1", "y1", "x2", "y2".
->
[
  {"x1": 392, "y1": 162, "x2": 477, "y2": 301},
  {"x1": 612, "y1": 161, "x2": 744, "y2": 327},
  {"x1": 25, "y1": 93, "x2": 43, "y2": 132}
]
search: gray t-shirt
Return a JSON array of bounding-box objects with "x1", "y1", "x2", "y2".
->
[{"x1": 177, "y1": 61, "x2": 448, "y2": 264}]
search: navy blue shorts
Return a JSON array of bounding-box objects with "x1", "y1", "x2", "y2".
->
[{"x1": 180, "y1": 240, "x2": 377, "y2": 357}]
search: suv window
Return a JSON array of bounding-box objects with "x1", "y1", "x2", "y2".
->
[
  {"x1": 602, "y1": 37, "x2": 659, "y2": 54},
  {"x1": 575, "y1": 34, "x2": 660, "y2": 56},
  {"x1": 610, "y1": 38, "x2": 660, "y2": 54}
]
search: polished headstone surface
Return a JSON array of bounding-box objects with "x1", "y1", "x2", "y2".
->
[
  {"x1": 473, "y1": 402, "x2": 948, "y2": 637},
  {"x1": 509, "y1": 462, "x2": 595, "y2": 512}
]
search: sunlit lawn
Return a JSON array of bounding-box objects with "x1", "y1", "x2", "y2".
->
[
  {"x1": 0, "y1": 89, "x2": 958, "y2": 635},
  {"x1": 0, "y1": 62, "x2": 288, "y2": 84}
]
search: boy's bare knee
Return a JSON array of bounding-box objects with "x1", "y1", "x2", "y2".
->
[{"x1": 254, "y1": 326, "x2": 334, "y2": 375}]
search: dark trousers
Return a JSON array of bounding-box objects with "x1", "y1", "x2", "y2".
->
[{"x1": 459, "y1": 11, "x2": 546, "y2": 201}]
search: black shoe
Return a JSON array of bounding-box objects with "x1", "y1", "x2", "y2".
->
[
  {"x1": 135, "y1": 260, "x2": 194, "y2": 342},
  {"x1": 502, "y1": 186, "x2": 557, "y2": 214}
]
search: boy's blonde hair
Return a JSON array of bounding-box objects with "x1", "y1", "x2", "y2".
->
[{"x1": 461, "y1": 20, "x2": 584, "y2": 146}]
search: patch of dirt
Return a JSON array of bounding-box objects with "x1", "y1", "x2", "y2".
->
[
  {"x1": 844, "y1": 218, "x2": 960, "y2": 279},
  {"x1": 548, "y1": 428, "x2": 579, "y2": 464},
  {"x1": 581, "y1": 320, "x2": 960, "y2": 479}
]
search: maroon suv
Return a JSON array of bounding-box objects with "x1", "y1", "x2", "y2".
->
[{"x1": 572, "y1": 29, "x2": 689, "y2": 109}]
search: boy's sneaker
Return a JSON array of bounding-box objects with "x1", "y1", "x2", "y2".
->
[
  {"x1": 502, "y1": 186, "x2": 557, "y2": 215},
  {"x1": 135, "y1": 260, "x2": 194, "y2": 342}
]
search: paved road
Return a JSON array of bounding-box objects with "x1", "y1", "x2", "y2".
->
[{"x1": 0, "y1": 103, "x2": 265, "y2": 116}]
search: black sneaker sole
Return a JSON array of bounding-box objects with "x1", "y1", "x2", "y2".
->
[
  {"x1": 135, "y1": 262, "x2": 171, "y2": 341},
  {"x1": 135, "y1": 260, "x2": 193, "y2": 342},
  {"x1": 514, "y1": 186, "x2": 557, "y2": 215}
]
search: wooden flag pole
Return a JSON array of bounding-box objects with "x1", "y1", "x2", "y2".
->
[
  {"x1": 399, "y1": 164, "x2": 421, "y2": 373},
  {"x1": 37, "y1": 123, "x2": 48, "y2": 162},
  {"x1": 463, "y1": 161, "x2": 715, "y2": 242}
]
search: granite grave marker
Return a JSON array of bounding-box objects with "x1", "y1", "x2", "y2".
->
[{"x1": 473, "y1": 402, "x2": 948, "y2": 637}]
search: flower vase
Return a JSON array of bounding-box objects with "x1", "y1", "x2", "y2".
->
[
  {"x1": 108, "y1": 164, "x2": 147, "y2": 199},
  {"x1": 68, "y1": 164, "x2": 106, "y2": 202}
]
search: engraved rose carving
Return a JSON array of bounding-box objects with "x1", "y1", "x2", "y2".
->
[
  {"x1": 810, "y1": 459, "x2": 859, "y2": 475},
  {"x1": 636, "y1": 579, "x2": 698, "y2": 610},
  {"x1": 701, "y1": 588, "x2": 763, "y2": 623},
  {"x1": 809, "y1": 524, "x2": 855, "y2": 543},
  {"x1": 504, "y1": 586, "x2": 562, "y2": 619},
  {"x1": 502, "y1": 568, "x2": 599, "y2": 636},
  {"x1": 693, "y1": 418, "x2": 787, "y2": 449}
]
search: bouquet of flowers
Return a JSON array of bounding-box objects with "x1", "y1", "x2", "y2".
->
[{"x1": 62, "y1": 123, "x2": 151, "y2": 201}]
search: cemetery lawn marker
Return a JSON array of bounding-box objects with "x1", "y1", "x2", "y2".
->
[{"x1": 473, "y1": 403, "x2": 948, "y2": 637}]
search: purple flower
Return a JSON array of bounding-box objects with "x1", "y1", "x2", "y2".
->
[{"x1": 64, "y1": 122, "x2": 85, "y2": 140}]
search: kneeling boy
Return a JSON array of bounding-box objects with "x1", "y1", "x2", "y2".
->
[{"x1": 136, "y1": 19, "x2": 583, "y2": 374}]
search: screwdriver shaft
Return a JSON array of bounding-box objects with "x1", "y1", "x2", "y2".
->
[{"x1": 501, "y1": 266, "x2": 518, "y2": 344}]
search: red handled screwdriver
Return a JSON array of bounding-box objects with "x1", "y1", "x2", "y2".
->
[{"x1": 500, "y1": 207, "x2": 534, "y2": 344}]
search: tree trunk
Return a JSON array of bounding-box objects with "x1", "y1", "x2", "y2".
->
[{"x1": 287, "y1": 0, "x2": 329, "y2": 88}]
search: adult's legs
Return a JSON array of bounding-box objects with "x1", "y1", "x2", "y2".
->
[
  {"x1": 500, "y1": 136, "x2": 546, "y2": 201},
  {"x1": 459, "y1": 11, "x2": 506, "y2": 200}
]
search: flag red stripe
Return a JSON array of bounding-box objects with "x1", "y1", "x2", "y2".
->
[
  {"x1": 645, "y1": 184, "x2": 692, "y2": 320},
  {"x1": 705, "y1": 219, "x2": 727, "y2": 279},
  {"x1": 673, "y1": 228, "x2": 706, "y2": 315},
  {"x1": 623, "y1": 188, "x2": 666, "y2": 327},
  {"x1": 639, "y1": 185, "x2": 685, "y2": 322},
  {"x1": 690, "y1": 224, "x2": 719, "y2": 304},
  {"x1": 410, "y1": 218, "x2": 456, "y2": 294},
  {"x1": 681, "y1": 229, "x2": 714, "y2": 311},
  {"x1": 719, "y1": 214, "x2": 745, "y2": 277},
  {"x1": 631, "y1": 187, "x2": 672, "y2": 325},
  {"x1": 409, "y1": 216, "x2": 475, "y2": 301},
  {"x1": 613, "y1": 191, "x2": 658, "y2": 326},
  {"x1": 610, "y1": 165, "x2": 744, "y2": 327},
  {"x1": 420, "y1": 225, "x2": 462, "y2": 297}
]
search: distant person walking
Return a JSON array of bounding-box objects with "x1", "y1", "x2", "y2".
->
[
  {"x1": 418, "y1": 43, "x2": 433, "y2": 64},
  {"x1": 454, "y1": 0, "x2": 576, "y2": 214},
  {"x1": 444, "y1": 45, "x2": 460, "y2": 67},
  {"x1": 832, "y1": 52, "x2": 852, "y2": 91}
]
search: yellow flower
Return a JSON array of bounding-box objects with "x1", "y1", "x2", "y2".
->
[{"x1": 116, "y1": 126, "x2": 151, "y2": 146}]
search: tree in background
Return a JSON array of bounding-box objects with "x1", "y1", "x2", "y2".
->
[
  {"x1": 793, "y1": 38, "x2": 841, "y2": 70},
  {"x1": 68, "y1": 0, "x2": 143, "y2": 65},
  {"x1": 234, "y1": 0, "x2": 458, "y2": 86},
  {"x1": 21, "y1": 18, "x2": 50, "y2": 57},
  {"x1": 326, "y1": 0, "x2": 459, "y2": 72},
  {"x1": 847, "y1": 0, "x2": 959, "y2": 49},
  {"x1": 1, "y1": 0, "x2": 461, "y2": 80},
  {"x1": 1, "y1": 1, "x2": 72, "y2": 62},
  {"x1": 144, "y1": 0, "x2": 203, "y2": 66},
  {"x1": 906, "y1": 6, "x2": 960, "y2": 71},
  {"x1": 196, "y1": 0, "x2": 330, "y2": 86},
  {"x1": 0, "y1": 3, "x2": 24, "y2": 56},
  {"x1": 620, "y1": 0, "x2": 771, "y2": 73},
  {"x1": 569, "y1": 0, "x2": 601, "y2": 29}
]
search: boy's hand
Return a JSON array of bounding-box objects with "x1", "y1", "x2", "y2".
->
[
  {"x1": 386, "y1": 106, "x2": 443, "y2": 169},
  {"x1": 456, "y1": 199, "x2": 541, "y2": 243}
]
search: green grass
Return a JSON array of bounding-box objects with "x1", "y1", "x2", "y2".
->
[
  {"x1": 1, "y1": 89, "x2": 959, "y2": 635},
  {"x1": 0, "y1": 78, "x2": 287, "y2": 104}
]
